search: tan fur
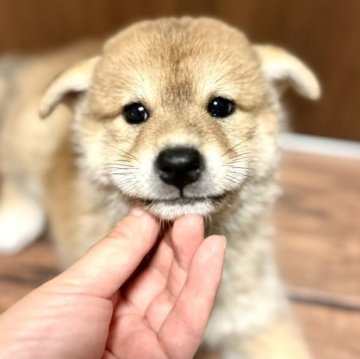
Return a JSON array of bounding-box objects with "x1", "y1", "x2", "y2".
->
[{"x1": 0, "y1": 18, "x2": 319, "y2": 358}]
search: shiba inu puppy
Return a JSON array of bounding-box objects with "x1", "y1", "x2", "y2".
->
[{"x1": 0, "y1": 18, "x2": 320, "y2": 358}]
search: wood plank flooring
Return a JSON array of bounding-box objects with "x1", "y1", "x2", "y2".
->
[
  {"x1": 275, "y1": 151, "x2": 360, "y2": 359},
  {"x1": 0, "y1": 150, "x2": 359, "y2": 358}
]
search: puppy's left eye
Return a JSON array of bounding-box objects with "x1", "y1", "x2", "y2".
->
[
  {"x1": 123, "y1": 102, "x2": 149, "y2": 124},
  {"x1": 207, "y1": 97, "x2": 235, "y2": 118}
]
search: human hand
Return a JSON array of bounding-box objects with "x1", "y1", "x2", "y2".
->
[{"x1": 0, "y1": 208, "x2": 226, "y2": 359}]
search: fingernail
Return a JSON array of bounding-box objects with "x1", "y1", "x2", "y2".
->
[
  {"x1": 129, "y1": 206, "x2": 145, "y2": 217},
  {"x1": 214, "y1": 236, "x2": 227, "y2": 252},
  {"x1": 201, "y1": 236, "x2": 226, "y2": 261}
]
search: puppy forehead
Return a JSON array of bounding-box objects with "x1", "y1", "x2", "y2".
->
[{"x1": 93, "y1": 18, "x2": 261, "y2": 107}]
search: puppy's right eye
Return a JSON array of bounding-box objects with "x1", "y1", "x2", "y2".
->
[
  {"x1": 123, "y1": 102, "x2": 149, "y2": 124},
  {"x1": 207, "y1": 97, "x2": 235, "y2": 118}
]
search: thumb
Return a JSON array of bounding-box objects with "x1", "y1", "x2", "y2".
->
[{"x1": 46, "y1": 207, "x2": 159, "y2": 299}]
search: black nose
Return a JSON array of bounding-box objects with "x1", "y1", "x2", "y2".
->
[{"x1": 155, "y1": 147, "x2": 204, "y2": 189}]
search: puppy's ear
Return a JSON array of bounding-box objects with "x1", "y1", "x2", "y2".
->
[
  {"x1": 39, "y1": 56, "x2": 100, "y2": 119},
  {"x1": 254, "y1": 45, "x2": 321, "y2": 100}
]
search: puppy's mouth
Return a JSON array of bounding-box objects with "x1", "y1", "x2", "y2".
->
[
  {"x1": 131, "y1": 192, "x2": 229, "y2": 220},
  {"x1": 140, "y1": 193, "x2": 227, "y2": 206}
]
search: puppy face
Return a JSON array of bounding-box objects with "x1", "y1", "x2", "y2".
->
[{"x1": 40, "y1": 18, "x2": 320, "y2": 220}]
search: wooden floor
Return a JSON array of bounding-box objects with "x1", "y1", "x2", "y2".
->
[{"x1": 0, "y1": 150, "x2": 359, "y2": 359}]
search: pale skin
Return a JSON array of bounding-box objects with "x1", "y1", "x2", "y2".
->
[{"x1": 0, "y1": 208, "x2": 226, "y2": 359}]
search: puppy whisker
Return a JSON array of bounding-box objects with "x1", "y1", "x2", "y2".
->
[{"x1": 221, "y1": 140, "x2": 250, "y2": 158}]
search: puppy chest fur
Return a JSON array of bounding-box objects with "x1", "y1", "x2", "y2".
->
[{"x1": 0, "y1": 17, "x2": 319, "y2": 359}]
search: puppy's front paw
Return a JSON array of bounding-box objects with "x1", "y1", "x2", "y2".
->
[
  {"x1": 0, "y1": 238, "x2": 30, "y2": 254},
  {"x1": 0, "y1": 209, "x2": 44, "y2": 254},
  {"x1": 0, "y1": 222, "x2": 35, "y2": 255}
]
